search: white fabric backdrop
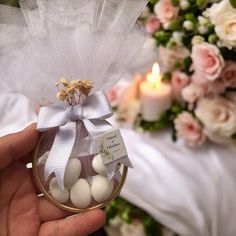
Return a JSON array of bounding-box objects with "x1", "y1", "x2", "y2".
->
[{"x1": 1, "y1": 93, "x2": 236, "y2": 236}]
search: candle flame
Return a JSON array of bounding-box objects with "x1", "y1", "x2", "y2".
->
[{"x1": 147, "y1": 63, "x2": 161, "y2": 88}]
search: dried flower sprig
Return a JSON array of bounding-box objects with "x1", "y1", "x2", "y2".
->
[{"x1": 56, "y1": 78, "x2": 93, "y2": 106}]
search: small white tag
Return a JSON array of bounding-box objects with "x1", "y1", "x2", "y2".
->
[{"x1": 96, "y1": 129, "x2": 128, "y2": 165}]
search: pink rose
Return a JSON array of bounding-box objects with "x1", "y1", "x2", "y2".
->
[
  {"x1": 171, "y1": 71, "x2": 190, "y2": 99},
  {"x1": 181, "y1": 83, "x2": 207, "y2": 104},
  {"x1": 191, "y1": 43, "x2": 224, "y2": 82},
  {"x1": 221, "y1": 61, "x2": 236, "y2": 88},
  {"x1": 154, "y1": 0, "x2": 179, "y2": 27},
  {"x1": 145, "y1": 16, "x2": 161, "y2": 34},
  {"x1": 174, "y1": 112, "x2": 205, "y2": 146}
]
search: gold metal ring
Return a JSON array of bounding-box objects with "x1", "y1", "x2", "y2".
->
[{"x1": 32, "y1": 133, "x2": 128, "y2": 213}]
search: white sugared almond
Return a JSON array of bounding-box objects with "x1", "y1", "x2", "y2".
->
[
  {"x1": 64, "y1": 158, "x2": 81, "y2": 188},
  {"x1": 91, "y1": 175, "x2": 114, "y2": 202},
  {"x1": 92, "y1": 154, "x2": 107, "y2": 176},
  {"x1": 70, "y1": 178, "x2": 92, "y2": 208},
  {"x1": 49, "y1": 177, "x2": 69, "y2": 203}
]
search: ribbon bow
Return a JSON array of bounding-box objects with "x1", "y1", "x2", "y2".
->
[{"x1": 37, "y1": 92, "x2": 116, "y2": 190}]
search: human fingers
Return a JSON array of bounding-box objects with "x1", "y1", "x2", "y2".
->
[
  {"x1": 39, "y1": 209, "x2": 106, "y2": 236},
  {"x1": 0, "y1": 124, "x2": 39, "y2": 169},
  {"x1": 38, "y1": 198, "x2": 74, "y2": 222}
]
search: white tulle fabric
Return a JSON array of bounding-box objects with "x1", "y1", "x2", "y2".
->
[{"x1": 0, "y1": 0, "x2": 147, "y2": 104}]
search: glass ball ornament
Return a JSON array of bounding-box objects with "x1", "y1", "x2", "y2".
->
[{"x1": 32, "y1": 129, "x2": 128, "y2": 213}]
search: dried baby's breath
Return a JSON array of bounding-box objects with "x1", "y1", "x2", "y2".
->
[
  {"x1": 60, "y1": 77, "x2": 69, "y2": 86},
  {"x1": 55, "y1": 78, "x2": 93, "y2": 106}
]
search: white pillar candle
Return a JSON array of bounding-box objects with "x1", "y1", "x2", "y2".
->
[{"x1": 140, "y1": 63, "x2": 172, "y2": 121}]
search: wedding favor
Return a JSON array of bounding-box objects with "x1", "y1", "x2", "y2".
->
[{"x1": 0, "y1": 0, "x2": 148, "y2": 212}]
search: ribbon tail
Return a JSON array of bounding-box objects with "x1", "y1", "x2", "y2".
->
[
  {"x1": 44, "y1": 122, "x2": 77, "y2": 190},
  {"x1": 119, "y1": 155, "x2": 134, "y2": 168},
  {"x1": 106, "y1": 155, "x2": 134, "y2": 180}
]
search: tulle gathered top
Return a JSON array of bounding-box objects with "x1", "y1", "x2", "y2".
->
[{"x1": 0, "y1": 0, "x2": 147, "y2": 105}]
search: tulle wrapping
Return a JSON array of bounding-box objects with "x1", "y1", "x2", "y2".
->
[{"x1": 0, "y1": 0, "x2": 147, "y2": 105}]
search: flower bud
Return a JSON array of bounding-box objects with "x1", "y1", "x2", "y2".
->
[
  {"x1": 198, "y1": 16, "x2": 209, "y2": 25},
  {"x1": 173, "y1": 31, "x2": 184, "y2": 45},
  {"x1": 191, "y1": 35, "x2": 205, "y2": 45},
  {"x1": 198, "y1": 25, "x2": 208, "y2": 35},
  {"x1": 167, "y1": 38, "x2": 177, "y2": 48},
  {"x1": 208, "y1": 34, "x2": 218, "y2": 44},
  {"x1": 183, "y1": 20, "x2": 194, "y2": 31},
  {"x1": 180, "y1": 0, "x2": 190, "y2": 10}
]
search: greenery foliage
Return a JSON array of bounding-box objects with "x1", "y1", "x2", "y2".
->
[
  {"x1": 139, "y1": 103, "x2": 186, "y2": 141},
  {"x1": 105, "y1": 197, "x2": 165, "y2": 236}
]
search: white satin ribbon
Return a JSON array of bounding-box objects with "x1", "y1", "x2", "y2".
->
[{"x1": 37, "y1": 92, "x2": 128, "y2": 190}]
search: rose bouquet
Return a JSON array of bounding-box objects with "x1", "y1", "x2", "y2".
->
[{"x1": 141, "y1": 0, "x2": 236, "y2": 146}]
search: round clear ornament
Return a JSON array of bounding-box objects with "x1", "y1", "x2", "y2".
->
[{"x1": 33, "y1": 128, "x2": 128, "y2": 213}]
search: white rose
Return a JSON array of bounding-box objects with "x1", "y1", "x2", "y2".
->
[
  {"x1": 205, "y1": 0, "x2": 236, "y2": 49},
  {"x1": 195, "y1": 96, "x2": 236, "y2": 144}
]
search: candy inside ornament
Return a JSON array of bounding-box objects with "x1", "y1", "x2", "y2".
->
[
  {"x1": 91, "y1": 175, "x2": 114, "y2": 202},
  {"x1": 49, "y1": 177, "x2": 69, "y2": 203},
  {"x1": 70, "y1": 178, "x2": 92, "y2": 208},
  {"x1": 92, "y1": 154, "x2": 107, "y2": 176},
  {"x1": 64, "y1": 158, "x2": 82, "y2": 188}
]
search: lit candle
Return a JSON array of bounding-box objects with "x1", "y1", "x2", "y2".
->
[{"x1": 140, "y1": 63, "x2": 172, "y2": 121}]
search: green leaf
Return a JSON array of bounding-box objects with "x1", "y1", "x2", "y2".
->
[
  {"x1": 162, "y1": 72, "x2": 172, "y2": 82},
  {"x1": 149, "y1": 0, "x2": 159, "y2": 5},
  {"x1": 143, "y1": 216, "x2": 163, "y2": 236},
  {"x1": 154, "y1": 31, "x2": 172, "y2": 46},
  {"x1": 196, "y1": 0, "x2": 207, "y2": 7},
  {"x1": 121, "y1": 210, "x2": 132, "y2": 224},
  {"x1": 171, "y1": 0, "x2": 179, "y2": 6},
  {"x1": 183, "y1": 56, "x2": 192, "y2": 70},
  {"x1": 168, "y1": 20, "x2": 182, "y2": 31},
  {"x1": 171, "y1": 104, "x2": 184, "y2": 114},
  {"x1": 230, "y1": 0, "x2": 236, "y2": 8},
  {"x1": 232, "y1": 133, "x2": 236, "y2": 140},
  {"x1": 175, "y1": 60, "x2": 183, "y2": 69},
  {"x1": 208, "y1": 34, "x2": 218, "y2": 44},
  {"x1": 185, "y1": 13, "x2": 197, "y2": 23}
]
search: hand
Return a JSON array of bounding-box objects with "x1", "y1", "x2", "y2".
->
[{"x1": 0, "y1": 124, "x2": 106, "y2": 236}]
